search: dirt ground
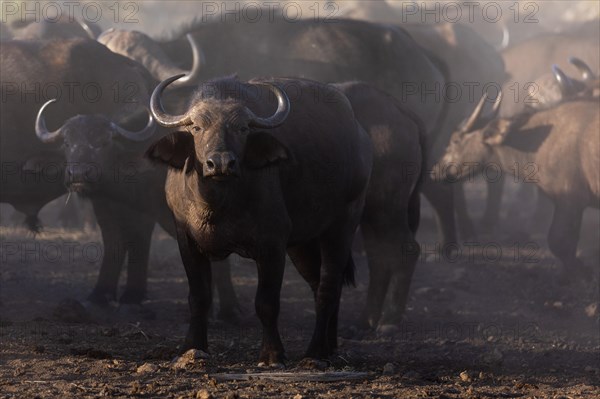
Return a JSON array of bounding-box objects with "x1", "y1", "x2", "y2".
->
[{"x1": 1, "y1": 183, "x2": 599, "y2": 399}]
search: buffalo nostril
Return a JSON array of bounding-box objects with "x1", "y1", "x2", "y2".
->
[
  {"x1": 226, "y1": 158, "x2": 236, "y2": 169},
  {"x1": 206, "y1": 159, "x2": 216, "y2": 170}
]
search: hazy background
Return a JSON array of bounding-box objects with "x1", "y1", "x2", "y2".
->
[{"x1": 2, "y1": 1, "x2": 598, "y2": 38}]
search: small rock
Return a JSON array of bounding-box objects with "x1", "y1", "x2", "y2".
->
[
  {"x1": 585, "y1": 303, "x2": 598, "y2": 318},
  {"x1": 196, "y1": 390, "x2": 214, "y2": 399},
  {"x1": 224, "y1": 393, "x2": 239, "y2": 399},
  {"x1": 171, "y1": 349, "x2": 209, "y2": 370},
  {"x1": 183, "y1": 348, "x2": 210, "y2": 360},
  {"x1": 382, "y1": 363, "x2": 395, "y2": 375},
  {"x1": 136, "y1": 363, "x2": 158, "y2": 374},
  {"x1": 293, "y1": 394, "x2": 304, "y2": 399},
  {"x1": 459, "y1": 370, "x2": 472, "y2": 382}
]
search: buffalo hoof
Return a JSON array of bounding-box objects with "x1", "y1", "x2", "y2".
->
[
  {"x1": 257, "y1": 350, "x2": 285, "y2": 368},
  {"x1": 217, "y1": 306, "x2": 244, "y2": 325},
  {"x1": 118, "y1": 304, "x2": 156, "y2": 320},
  {"x1": 257, "y1": 361, "x2": 285, "y2": 369},
  {"x1": 87, "y1": 290, "x2": 116, "y2": 307},
  {"x1": 558, "y1": 260, "x2": 593, "y2": 286},
  {"x1": 458, "y1": 225, "x2": 477, "y2": 241},
  {"x1": 297, "y1": 358, "x2": 328, "y2": 370},
  {"x1": 376, "y1": 324, "x2": 400, "y2": 337},
  {"x1": 119, "y1": 290, "x2": 146, "y2": 304}
]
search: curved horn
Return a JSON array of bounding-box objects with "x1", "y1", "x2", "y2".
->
[
  {"x1": 247, "y1": 83, "x2": 291, "y2": 129},
  {"x1": 569, "y1": 57, "x2": 596, "y2": 81},
  {"x1": 491, "y1": 90, "x2": 503, "y2": 118},
  {"x1": 112, "y1": 108, "x2": 157, "y2": 142},
  {"x1": 35, "y1": 99, "x2": 64, "y2": 144},
  {"x1": 552, "y1": 64, "x2": 574, "y2": 96},
  {"x1": 171, "y1": 34, "x2": 204, "y2": 88},
  {"x1": 76, "y1": 17, "x2": 96, "y2": 39},
  {"x1": 496, "y1": 23, "x2": 510, "y2": 51},
  {"x1": 150, "y1": 74, "x2": 192, "y2": 128},
  {"x1": 462, "y1": 92, "x2": 488, "y2": 132},
  {"x1": 97, "y1": 27, "x2": 115, "y2": 40}
]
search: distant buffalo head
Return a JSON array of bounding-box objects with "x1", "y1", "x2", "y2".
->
[
  {"x1": 434, "y1": 91, "x2": 504, "y2": 181},
  {"x1": 11, "y1": 16, "x2": 99, "y2": 40},
  {"x1": 98, "y1": 29, "x2": 204, "y2": 89},
  {"x1": 146, "y1": 75, "x2": 290, "y2": 181},
  {"x1": 35, "y1": 99, "x2": 156, "y2": 194},
  {"x1": 528, "y1": 57, "x2": 599, "y2": 111}
]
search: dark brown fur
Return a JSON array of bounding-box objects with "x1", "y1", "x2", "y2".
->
[{"x1": 146, "y1": 76, "x2": 372, "y2": 364}]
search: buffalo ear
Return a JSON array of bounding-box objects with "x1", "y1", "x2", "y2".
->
[
  {"x1": 243, "y1": 131, "x2": 290, "y2": 168},
  {"x1": 483, "y1": 118, "x2": 512, "y2": 146},
  {"x1": 145, "y1": 131, "x2": 194, "y2": 169}
]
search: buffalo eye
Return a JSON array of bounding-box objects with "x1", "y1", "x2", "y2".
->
[
  {"x1": 240, "y1": 126, "x2": 249, "y2": 133},
  {"x1": 192, "y1": 126, "x2": 202, "y2": 133}
]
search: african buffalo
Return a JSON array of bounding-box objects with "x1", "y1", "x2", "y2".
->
[
  {"x1": 435, "y1": 92, "x2": 599, "y2": 280},
  {"x1": 333, "y1": 82, "x2": 425, "y2": 328},
  {"x1": 34, "y1": 98, "x2": 241, "y2": 315},
  {"x1": 146, "y1": 75, "x2": 372, "y2": 365},
  {"x1": 0, "y1": 38, "x2": 153, "y2": 230},
  {"x1": 458, "y1": 27, "x2": 600, "y2": 233}
]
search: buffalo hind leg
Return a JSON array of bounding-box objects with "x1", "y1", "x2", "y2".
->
[
  {"x1": 288, "y1": 240, "x2": 321, "y2": 298},
  {"x1": 212, "y1": 259, "x2": 242, "y2": 322},
  {"x1": 547, "y1": 202, "x2": 586, "y2": 283},
  {"x1": 360, "y1": 224, "x2": 392, "y2": 329},
  {"x1": 290, "y1": 240, "x2": 344, "y2": 353},
  {"x1": 305, "y1": 216, "x2": 356, "y2": 360}
]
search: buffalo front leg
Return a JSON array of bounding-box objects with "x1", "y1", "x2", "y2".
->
[
  {"x1": 480, "y1": 175, "x2": 505, "y2": 232},
  {"x1": 88, "y1": 201, "x2": 127, "y2": 305},
  {"x1": 454, "y1": 183, "x2": 476, "y2": 240},
  {"x1": 175, "y1": 224, "x2": 212, "y2": 352},
  {"x1": 120, "y1": 217, "x2": 155, "y2": 304},
  {"x1": 255, "y1": 247, "x2": 287, "y2": 367},
  {"x1": 547, "y1": 202, "x2": 585, "y2": 282}
]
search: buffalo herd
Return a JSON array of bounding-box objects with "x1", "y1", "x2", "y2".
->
[{"x1": 1, "y1": 4, "x2": 598, "y2": 366}]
